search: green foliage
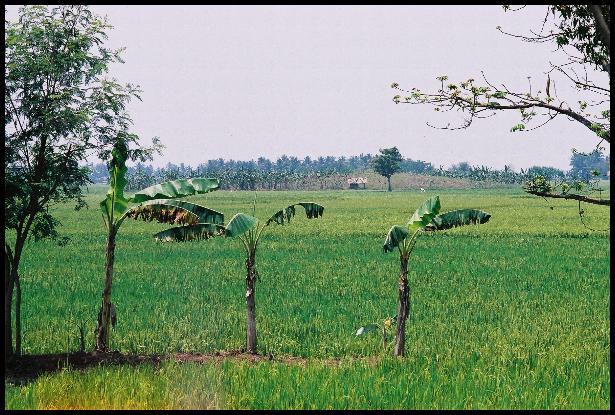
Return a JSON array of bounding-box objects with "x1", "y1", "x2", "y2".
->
[
  {"x1": 122, "y1": 200, "x2": 224, "y2": 227},
  {"x1": 523, "y1": 175, "x2": 553, "y2": 193},
  {"x1": 426, "y1": 209, "x2": 491, "y2": 231},
  {"x1": 224, "y1": 213, "x2": 259, "y2": 238},
  {"x1": 4, "y1": 354, "x2": 611, "y2": 409},
  {"x1": 370, "y1": 147, "x2": 404, "y2": 179},
  {"x1": 4, "y1": 188, "x2": 610, "y2": 409},
  {"x1": 383, "y1": 225, "x2": 410, "y2": 253},
  {"x1": 266, "y1": 203, "x2": 325, "y2": 226},
  {"x1": 407, "y1": 195, "x2": 441, "y2": 233},
  {"x1": 510, "y1": 123, "x2": 526, "y2": 132},
  {"x1": 150, "y1": 212, "x2": 258, "y2": 242},
  {"x1": 153, "y1": 223, "x2": 225, "y2": 242},
  {"x1": 4, "y1": 5, "x2": 159, "y2": 244},
  {"x1": 383, "y1": 196, "x2": 491, "y2": 256},
  {"x1": 100, "y1": 139, "x2": 131, "y2": 228},
  {"x1": 491, "y1": 91, "x2": 507, "y2": 99},
  {"x1": 131, "y1": 178, "x2": 220, "y2": 203},
  {"x1": 525, "y1": 166, "x2": 566, "y2": 181},
  {"x1": 98, "y1": 139, "x2": 221, "y2": 233},
  {"x1": 569, "y1": 149, "x2": 609, "y2": 181},
  {"x1": 549, "y1": 5, "x2": 610, "y2": 72}
]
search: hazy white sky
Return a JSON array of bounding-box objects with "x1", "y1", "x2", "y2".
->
[{"x1": 7, "y1": 5, "x2": 610, "y2": 170}]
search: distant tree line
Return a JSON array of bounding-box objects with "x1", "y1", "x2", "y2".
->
[
  {"x1": 88, "y1": 154, "x2": 434, "y2": 190},
  {"x1": 86, "y1": 150, "x2": 608, "y2": 191},
  {"x1": 569, "y1": 149, "x2": 610, "y2": 181}
]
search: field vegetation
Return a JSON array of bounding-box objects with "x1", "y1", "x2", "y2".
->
[{"x1": 4, "y1": 185, "x2": 610, "y2": 409}]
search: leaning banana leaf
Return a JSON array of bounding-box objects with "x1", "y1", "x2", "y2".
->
[
  {"x1": 100, "y1": 139, "x2": 130, "y2": 226},
  {"x1": 355, "y1": 324, "x2": 379, "y2": 336},
  {"x1": 266, "y1": 202, "x2": 325, "y2": 226},
  {"x1": 153, "y1": 223, "x2": 224, "y2": 242},
  {"x1": 407, "y1": 195, "x2": 441, "y2": 233},
  {"x1": 383, "y1": 225, "x2": 409, "y2": 253},
  {"x1": 225, "y1": 213, "x2": 259, "y2": 237},
  {"x1": 119, "y1": 199, "x2": 224, "y2": 227},
  {"x1": 130, "y1": 178, "x2": 219, "y2": 203},
  {"x1": 426, "y1": 209, "x2": 491, "y2": 231}
]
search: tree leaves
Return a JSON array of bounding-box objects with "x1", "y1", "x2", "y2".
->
[
  {"x1": 370, "y1": 147, "x2": 404, "y2": 179},
  {"x1": 510, "y1": 123, "x2": 526, "y2": 132}
]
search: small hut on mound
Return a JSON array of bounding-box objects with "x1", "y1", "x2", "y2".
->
[{"x1": 347, "y1": 177, "x2": 367, "y2": 189}]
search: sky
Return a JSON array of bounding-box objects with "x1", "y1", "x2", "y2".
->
[{"x1": 6, "y1": 5, "x2": 610, "y2": 170}]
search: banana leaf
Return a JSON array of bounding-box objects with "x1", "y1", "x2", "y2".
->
[
  {"x1": 100, "y1": 139, "x2": 130, "y2": 226},
  {"x1": 426, "y1": 209, "x2": 491, "y2": 231},
  {"x1": 130, "y1": 178, "x2": 219, "y2": 203},
  {"x1": 355, "y1": 324, "x2": 379, "y2": 336},
  {"x1": 225, "y1": 213, "x2": 259, "y2": 237},
  {"x1": 266, "y1": 202, "x2": 324, "y2": 226},
  {"x1": 407, "y1": 195, "x2": 441, "y2": 233},
  {"x1": 119, "y1": 199, "x2": 224, "y2": 227},
  {"x1": 383, "y1": 225, "x2": 409, "y2": 253},
  {"x1": 153, "y1": 223, "x2": 225, "y2": 242}
]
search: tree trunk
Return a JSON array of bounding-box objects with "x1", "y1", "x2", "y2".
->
[
  {"x1": 387, "y1": 176, "x2": 392, "y2": 192},
  {"x1": 394, "y1": 255, "x2": 410, "y2": 357},
  {"x1": 96, "y1": 227, "x2": 117, "y2": 351},
  {"x1": 5, "y1": 238, "x2": 25, "y2": 361},
  {"x1": 5, "y1": 245, "x2": 14, "y2": 360},
  {"x1": 15, "y1": 275, "x2": 22, "y2": 356},
  {"x1": 4, "y1": 274, "x2": 14, "y2": 361},
  {"x1": 245, "y1": 250, "x2": 257, "y2": 354}
]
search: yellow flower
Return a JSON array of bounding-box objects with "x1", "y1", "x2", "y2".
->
[{"x1": 384, "y1": 318, "x2": 392, "y2": 329}]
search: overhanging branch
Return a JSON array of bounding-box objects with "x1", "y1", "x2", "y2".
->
[
  {"x1": 525, "y1": 190, "x2": 610, "y2": 206},
  {"x1": 589, "y1": 5, "x2": 611, "y2": 53}
]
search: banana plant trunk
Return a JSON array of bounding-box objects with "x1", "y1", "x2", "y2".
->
[
  {"x1": 96, "y1": 227, "x2": 117, "y2": 351},
  {"x1": 245, "y1": 250, "x2": 258, "y2": 354},
  {"x1": 394, "y1": 254, "x2": 410, "y2": 357}
]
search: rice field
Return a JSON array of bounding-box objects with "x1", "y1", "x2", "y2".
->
[{"x1": 4, "y1": 185, "x2": 610, "y2": 409}]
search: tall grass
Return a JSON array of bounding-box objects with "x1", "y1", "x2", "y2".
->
[{"x1": 5, "y1": 357, "x2": 609, "y2": 409}]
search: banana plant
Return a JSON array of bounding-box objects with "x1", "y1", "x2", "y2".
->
[
  {"x1": 153, "y1": 198, "x2": 325, "y2": 354},
  {"x1": 355, "y1": 315, "x2": 397, "y2": 350},
  {"x1": 96, "y1": 139, "x2": 222, "y2": 351},
  {"x1": 384, "y1": 195, "x2": 491, "y2": 357}
]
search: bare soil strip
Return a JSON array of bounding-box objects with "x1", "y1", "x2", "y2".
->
[{"x1": 5, "y1": 350, "x2": 370, "y2": 385}]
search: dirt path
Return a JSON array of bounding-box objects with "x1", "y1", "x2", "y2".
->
[{"x1": 5, "y1": 350, "x2": 370, "y2": 385}]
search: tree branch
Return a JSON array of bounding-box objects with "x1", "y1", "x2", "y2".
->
[
  {"x1": 393, "y1": 80, "x2": 610, "y2": 143},
  {"x1": 589, "y1": 5, "x2": 611, "y2": 53},
  {"x1": 525, "y1": 190, "x2": 610, "y2": 206}
]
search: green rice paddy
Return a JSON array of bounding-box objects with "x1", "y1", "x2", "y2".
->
[{"x1": 4, "y1": 185, "x2": 610, "y2": 409}]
